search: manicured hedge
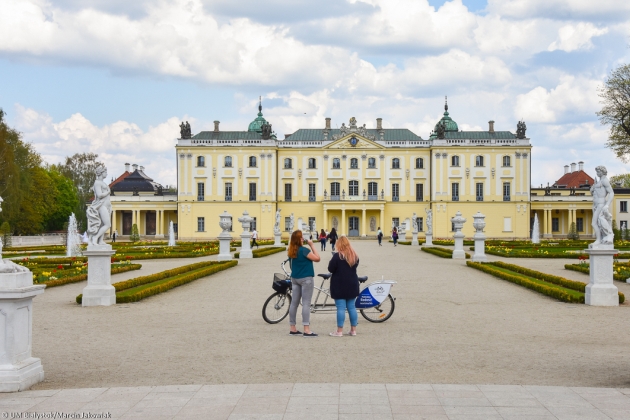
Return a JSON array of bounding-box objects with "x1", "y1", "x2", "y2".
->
[
  {"x1": 422, "y1": 246, "x2": 470, "y2": 259},
  {"x1": 467, "y1": 261, "x2": 625, "y2": 304},
  {"x1": 76, "y1": 260, "x2": 237, "y2": 304},
  {"x1": 565, "y1": 263, "x2": 630, "y2": 282},
  {"x1": 235, "y1": 246, "x2": 286, "y2": 259},
  {"x1": 433, "y1": 239, "x2": 475, "y2": 246},
  {"x1": 44, "y1": 264, "x2": 142, "y2": 288}
]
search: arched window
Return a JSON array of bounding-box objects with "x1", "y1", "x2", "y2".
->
[
  {"x1": 392, "y1": 158, "x2": 400, "y2": 169},
  {"x1": 308, "y1": 158, "x2": 317, "y2": 169},
  {"x1": 368, "y1": 182, "x2": 378, "y2": 199},
  {"x1": 368, "y1": 157, "x2": 376, "y2": 168},
  {"x1": 332, "y1": 158, "x2": 341, "y2": 169},
  {"x1": 349, "y1": 180, "x2": 359, "y2": 196},
  {"x1": 249, "y1": 156, "x2": 257, "y2": 167},
  {"x1": 415, "y1": 158, "x2": 424, "y2": 169},
  {"x1": 224, "y1": 156, "x2": 232, "y2": 167},
  {"x1": 503, "y1": 155, "x2": 511, "y2": 167},
  {"x1": 331, "y1": 182, "x2": 340, "y2": 199},
  {"x1": 350, "y1": 158, "x2": 358, "y2": 169},
  {"x1": 197, "y1": 156, "x2": 205, "y2": 167},
  {"x1": 451, "y1": 156, "x2": 459, "y2": 167},
  {"x1": 475, "y1": 155, "x2": 484, "y2": 167},
  {"x1": 284, "y1": 158, "x2": 292, "y2": 169}
]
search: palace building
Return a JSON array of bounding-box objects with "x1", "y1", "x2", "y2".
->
[{"x1": 110, "y1": 100, "x2": 545, "y2": 240}]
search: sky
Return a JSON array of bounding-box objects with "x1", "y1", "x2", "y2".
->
[{"x1": 1, "y1": 0, "x2": 629, "y2": 187}]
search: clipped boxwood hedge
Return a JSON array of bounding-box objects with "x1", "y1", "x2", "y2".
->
[
  {"x1": 235, "y1": 246, "x2": 286, "y2": 259},
  {"x1": 44, "y1": 264, "x2": 142, "y2": 288},
  {"x1": 467, "y1": 261, "x2": 625, "y2": 304},
  {"x1": 421, "y1": 246, "x2": 470, "y2": 259},
  {"x1": 76, "y1": 260, "x2": 237, "y2": 304},
  {"x1": 565, "y1": 263, "x2": 630, "y2": 282}
]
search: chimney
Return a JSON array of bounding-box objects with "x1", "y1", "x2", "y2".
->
[
  {"x1": 376, "y1": 118, "x2": 383, "y2": 130},
  {"x1": 213, "y1": 121, "x2": 220, "y2": 132},
  {"x1": 571, "y1": 162, "x2": 576, "y2": 172},
  {"x1": 325, "y1": 118, "x2": 331, "y2": 130},
  {"x1": 488, "y1": 120, "x2": 495, "y2": 133},
  {"x1": 125, "y1": 163, "x2": 130, "y2": 172},
  {"x1": 564, "y1": 165, "x2": 569, "y2": 174},
  {"x1": 132, "y1": 164, "x2": 138, "y2": 172},
  {"x1": 578, "y1": 161, "x2": 584, "y2": 171},
  {"x1": 140, "y1": 166, "x2": 145, "y2": 172}
]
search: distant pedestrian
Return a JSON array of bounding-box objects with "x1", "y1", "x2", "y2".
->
[
  {"x1": 319, "y1": 229, "x2": 327, "y2": 251},
  {"x1": 112, "y1": 230, "x2": 117, "y2": 243},
  {"x1": 392, "y1": 227, "x2": 398, "y2": 246},
  {"x1": 251, "y1": 229, "x2": 259, "y2": 248},
  {"x1": 328, "y1": 228, "x2": 338, "y2": 252},
  {"x1": 377, "y1": 227, "x2": 383, "y2": 246},
  {"x1": 328, "y1": 236, "x2": 360, "y2": 337}
]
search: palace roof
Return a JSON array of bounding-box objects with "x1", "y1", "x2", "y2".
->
[
  {"x1": 284, "y1": 128, "x2": 423, "y2": 141},
  {"x1": 553, "y1": 170, "x2": 594, "y2": 188},
  {"x1": 111, "y1": 169, "x2": 163, "y2": 193}
]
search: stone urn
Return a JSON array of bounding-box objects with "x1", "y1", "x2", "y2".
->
[
  {"x1": 451, "y1": 211, "x2": 467, "y2": 259},
  {"x1": 472, "y1": 211, "x2": 488, "y2": 262},
  {"x1": 218, "y1": 211, "x2": 233, "y2": 261},
  {"x1": 219, "y1": 211, "x2": 232, "y2": 233}
]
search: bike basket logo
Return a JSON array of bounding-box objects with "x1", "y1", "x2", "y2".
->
[{"x1": 376, "y1": 286, "x2": 384, "y2": 294}]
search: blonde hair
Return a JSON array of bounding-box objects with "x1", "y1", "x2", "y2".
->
[
  {"x1": 287, "y1": 230, "x2": 303, "y2": 259},
  {"x1": 336, "y1": 236, "x2": 358, "y2": 267}
]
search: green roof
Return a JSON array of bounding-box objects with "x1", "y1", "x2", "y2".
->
[
  {"x1": 191, "y1": 131, "x2": 264, "y2": 140},
  {"x1": 248, "y1": 111, "x2": 267, "y2": 133},
  {"x1": 285, "y1": 129, "x2": 423, "y2": 141}
]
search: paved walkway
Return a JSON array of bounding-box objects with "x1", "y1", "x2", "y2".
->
[{"x1": 2, "y1": 383, "x2": 630, "y2": 419}]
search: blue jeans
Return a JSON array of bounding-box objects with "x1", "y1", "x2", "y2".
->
[{"x1": 335, "y1": 298, "x2": 358, "y2": 328}]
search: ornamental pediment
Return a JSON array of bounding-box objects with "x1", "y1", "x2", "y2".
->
[{"x1": 324, "y1": 118, "x2": 384, "y2": 149}]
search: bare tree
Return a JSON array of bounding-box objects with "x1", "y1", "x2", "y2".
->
[{"x1": 598, "y1": 63, "x2": 630, "y2": 161}]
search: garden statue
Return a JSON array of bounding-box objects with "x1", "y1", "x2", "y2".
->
[
  {"x1": 425, "y1": 208, "x2": 433, "y2": 235},
  {"x1": 590, "y1": 165, "x2": 614, "y2": 247},
  {"x1": 289, "y1": 213, "x2": 294, "y2": 232},
  {"x1": 516, "y1": 120, "x2": 527, "y2": 139},
  {"x1": 86, "y1": 166, "x2": 111, "y2": 247},
  {"x1": 412, "y1": 213, "x2": 418, "y2": 232},
  {"x1": 274, "y1": 208, "x2": 281, "y2": 234}
]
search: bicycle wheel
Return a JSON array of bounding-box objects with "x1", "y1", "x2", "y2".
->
[
  {"x1": 360, "y1": 294, "x2": 395, "y2": 323},
  {"x1": 262, "y1": 292, "x2": 292, "y2": 324}
]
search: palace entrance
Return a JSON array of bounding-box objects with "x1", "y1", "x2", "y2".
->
[{"x1": 349, "y1": 217, "x2": 359, "y2": 237}]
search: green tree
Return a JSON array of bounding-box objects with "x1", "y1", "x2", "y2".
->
[
  {"x1": 0, "y1": 221, "x2": 11, "y2": 247},
  {"x1": 46, "y1": 168, "x2": 79, "y2": 231},
  {"x1": 598, "y1": 63, "x2": 630, "y2": 161},
  {"x1": 52, "y1": 153, "x2": 105, "y2": 230},
  {"x1": 130, "y1": 223, "x2": 140, "y2": 242},
  {"x1": 610, "y1": 173, "x2": 630, "y2": 188},
  {"x1": 567, "y1": 222, "x2": 580, "y2": 240}
]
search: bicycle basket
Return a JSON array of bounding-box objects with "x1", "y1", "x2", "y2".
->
[{"x1": 273, "y1": 273, "x2": 291, "y2": 294}]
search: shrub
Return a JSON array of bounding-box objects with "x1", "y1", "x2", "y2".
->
[
  {"x1": 421, "y1": 246, "x2": 470, "y2": 259},
  {"x1": 235, "y1": 246, "x2": 286, "y2": 259},
  {"x1": 0, "y1": 221, "x2": 11, "y2": 247},
  {"x1": 130, "y1": 223, "x2": 140, "y2": 242},
  {"x1": 567, "y1": 222, "x2": 580, "y2": 240},
  {"x1": 44, "y1": 264, "x2": 141, "y2": 288},
  {"x1": 565, "y1": 263, "x2": 630, "y2": 283}
]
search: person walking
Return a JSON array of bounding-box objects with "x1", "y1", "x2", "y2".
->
[
  {"x1": 392, "y1": 227, "x2": 398, "y2": 246},
  {"x1": 112, "y1": 230, "x2": 117, "y2": 243},
  {"x1": 288, "y1": 230, "x2": 321, "y2": 337},
  {"x1": 319, "y1": 229, "x2": 327, "y2": 251},
  {"x1": 377, "y1": 227, "x2": 382, "y2": 246},
  {"x1": 328, "y1": 227, "x2": 338, "y2": 252},
  {"x1": 251, "y1": 229, "x2": 259, "y2": 249},
  {"x1": 328, "y1": 236, "x2": 360, "y2": 337}
]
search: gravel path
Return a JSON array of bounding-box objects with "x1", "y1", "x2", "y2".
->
[{"x1": 30, "y1": 242, "x2": 630, "y2": 390}]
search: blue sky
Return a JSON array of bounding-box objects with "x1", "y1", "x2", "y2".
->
[{"x1": 1, "y1": 0, "x2": 629, "y2": 186}]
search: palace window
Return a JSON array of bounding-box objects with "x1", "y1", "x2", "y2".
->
[
  {"x1": 331, "y1": 182, "x2": 340, "y2": 199},
  {"x1": 309, "y1": 183, "x2": 316, "y2": 201},
  {"x1": 249, "y1": 183, "x2": 256, "y2": 201},
  {"x1": 475, "y1": 155, "x2": 484, "y2": 167},
  {"x1": 368, "y1": 157, "x2": 376, "y2": 168},
  {"x1": 417, "y1": 217, "x2": 424, "y2": 232},
  {"x1": 350, "y1": 158, "x2": 358, "y2": 169},
  {"x1": 285, "y1": 217, "x2": 291, "y2": 232},
  {"x1": 392, "y1": 158, "x2": 400, "y2": 169},
  {"x1": 451, "y1": 156, "x2": 459, "y2": 167},
  {"x1": 452, "y1": 183, "x2": 459, "y2": 201},
  {"x1": 552, "y1": 218, "x2": 559, "y2": 232},
  {"x1": 309, "y1": 217, "x2": 316, "y2": 232},
  {"x1": 349, "y1": 180, "x2": 359, "y2": 196},
  {"x1": 224, "y1": 156, "x2": 232, "y2": 167},
  {"x1": 392, "y1": 183, "x2": 400, "y2": 201},
  {"x1": 250, "y1": 217, "x2": 257, "y2": 231},
  {"x1": 503, "y1": 155, "x2": 511, "y2": 167},
  {"x1": 577, "y1": 218, "x2": 584, "y2": 232},
  {"x1": 368, "y1": 182, "x2": 378, "y2": 200},
  {"x1": 197, "y1": 182, "x2": 205, "y2": 201},
  {"x1": 621, "y1": 201, "x2": 628, "y2": 213},
  {"x1": 333, "y1": 158, "x2": 341, "y2": 169},
  {"x1": 197, "y1": 217, "x2": 205, "y2": 232},
  {"x1": 249, "y1": 156, "x2": 257, "y2": 167},
  {"x1": 392, "y1": 218, "x2": 399, "y2": 228},
  {"x1": 308, "y1": 158, "x2": 317, "y2": 169},
  {"x1": 476, "y1": 183, "x2": 483, "y2": 201},
  {"x1": 416, "y1": 184, "x2": 424, "y2": 202},
  {"x1": 503, "y1": 182, "x2": 511, "y2": 202},
  {"x1": 225, "y1": 183, "x2": 232, "y2": 201},
  {"x1": 284, "y1": 184, "x2": 292, "y2": 202},
  {"x1": 415, "y1": 158, "x2": 424, "y2": 169},
  {"x1": 284, "y1": 158, "x2": 292, "y2": 169},
  {"x1": 197, "y1": 156, "x2": 205, "y2": 167}
]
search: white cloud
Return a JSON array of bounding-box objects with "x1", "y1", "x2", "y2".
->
[
  {"x1": 487, "y1": 0, "x2": 630, "y2": 20},
  {"x1": 548, "y1": 23, "x2": 608, "y2": 52}
]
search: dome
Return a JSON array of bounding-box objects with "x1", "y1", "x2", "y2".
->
[
  {"x1": 248, "y1": 101, "x2": 268, "y2": 133},
  {"x1": 433, "y1": 98, "x2": 459, "y2": 134}
]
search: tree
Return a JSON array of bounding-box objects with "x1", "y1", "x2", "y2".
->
[
  {"x1": 52, "y1": 153, "x2": 105, "y2": 230},
  {"x1": 130, "y1": 223, "x2": 140, "y2": 242},
  {"x1": 610, "y1": 173, "x2": 630, "y2": 188},
  {"x1": 598, "y1": 63, "x2": 630, "y2": 161},
  {"x1": 46, "y1": 168, "x2": 79, "y2": 231},
  {"x1": 567, "y1": 222, "x2": 580, "y2": 240},
  {"x1": 0, "y1": 222, "x2": 11, "y2": 247}
]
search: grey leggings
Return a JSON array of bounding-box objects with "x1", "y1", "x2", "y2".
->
[{"x1": 289, "y1": 276, "x2": 314, "y2": 326}]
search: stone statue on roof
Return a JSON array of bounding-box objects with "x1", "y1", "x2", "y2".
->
[
  {"x1": 436, "y1": 121, "x2": 446, "y2": 139},
  {"x1": 261, "y1": 122, "x2": 273, "y2": 140},
  {"x1": 349, "y1": 117, "x2": 357, "y2": 128},
  {"x1": 516, "y1": 120, "x2": 527, "y2": 139},
  {"x1": 179, "y1": 121, "x2": 192, "y2": 139}
]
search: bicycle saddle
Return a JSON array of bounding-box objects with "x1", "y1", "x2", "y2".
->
[
  {"x1": 318, "y1": 273, "x2": 331, "y2": 279},
  {"x1": 358, "y1": 276, "x2": 368, "y2": 283}
]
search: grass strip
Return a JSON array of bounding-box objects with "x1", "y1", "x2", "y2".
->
[
  {"x1": 421, "y1": 246, "x2": 470, "y2": 259},
  {"x1": 565, "y1": 263, "x2": 630, "y2": 282},
  {"x1": 492, "y1": 261, "x2": 585, "y2": 292},
  {"x1": 235, "y1": 246, "x2": 286, "y2": 259},
  {"x1": 43, "y1": 264, "x2": 142, "y2": 288}
]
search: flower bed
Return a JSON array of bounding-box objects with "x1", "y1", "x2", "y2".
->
[
  {"x1": 421, "y1": 246, "x2": 470, "y2": 259},
  {"x1": 76, "y1": 260, "x2": 237, "y2": 304},
  {"x1": 565, "y1": 262, "x2": 630, "y2": 282},
  {"x1": 467, "y1": 261, "x2": 625, "y2": 304},
  {"x1": 234, "y1": 246, "x2": 286, "y2": 259}
]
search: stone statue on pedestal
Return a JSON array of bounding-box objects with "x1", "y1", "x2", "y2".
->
[
  {"x1": 426, "y1": 208, "x2": 433, "y2": 235},
  {"x1": 274, "y1": 208, "x2": 281, "y2": 234},
  {"x1": 590, "y1": 165, "x2": 614, "y2": 247},
  {"x1": 86, "y1": 167, "x2": 112, "y2": 246},
  {"x1": 289, "y1": 213, "x2": 294, "y2": 232},
  {"x1": 412, "y1": 213, "x2": 418, "y2": 232}
]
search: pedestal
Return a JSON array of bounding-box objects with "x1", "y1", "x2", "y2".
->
[
  {"x1": 399, "y1": 231, "x2": 407, "y2": 241},
  {"x1": 218, "y1": 233, "x2": 233, "y2": 261},
  {"x1": 424, "y1": 234, "x2": 433, "y2": 246},
  {"x1": 585, "y1": 247, "x2": 619, "y2": 306},
  {"x1": 82, "y1": 245, "x2": 116, "y2": 307},
  {"x1": 411, "y1": 232, "x2": 418, "y2": 246},
  {"x1": 239, "y1": 232, "x2": 253, "y2": 259},
  {"x1": 452, "y1": 232, "x2": 466, "y2": 259},
  {"x1": 472, "y1": 236, "x2": 487, "y2": 262},
  {"x1": 0, "y1": 271, "x2": 46, "y2": 392},
  {"x1": 274, "y1": 232, "x2": 282, "y2": 247}
]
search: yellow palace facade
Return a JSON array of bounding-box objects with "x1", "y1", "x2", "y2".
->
[{"x1": 151, "y1": 102, "x2": 536, "y2": 240}]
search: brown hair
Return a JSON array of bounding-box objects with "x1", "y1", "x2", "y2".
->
[
  {"x1": 287, "y1": 230, "x2": 303, "y2": 259},
  {"x1": 336, "y1": 236, "x2": 358, "y2": 267}
]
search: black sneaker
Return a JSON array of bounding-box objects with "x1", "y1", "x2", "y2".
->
[
  {"x1": 303, "y1": 332, "x2": 318, "y2": 337},
  {"x1": 289, "y1": 331, "x2": 303, "y2": 336}
]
